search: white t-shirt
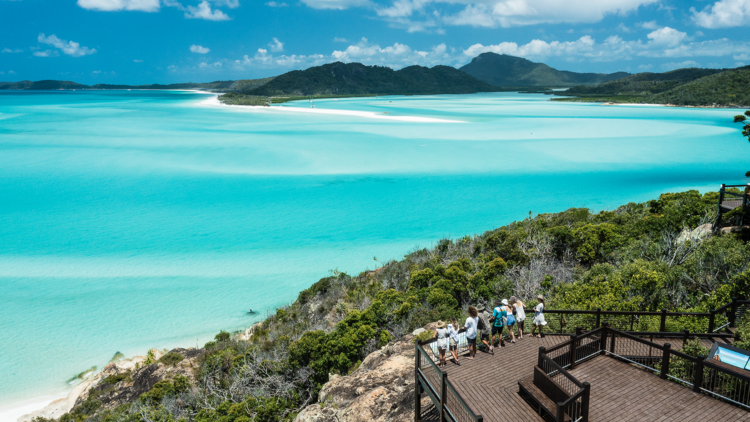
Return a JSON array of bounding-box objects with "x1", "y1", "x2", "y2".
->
[{"x1": 464, "y1": 316, "x2": 478, "y2": 339}]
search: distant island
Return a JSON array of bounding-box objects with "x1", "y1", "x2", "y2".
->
[
  {"x1": 555, "y1": 66, "x2": 750, "y2": 107},
  {"x1": 5, "y1": 53, "x2": 749, "y2": 108}
]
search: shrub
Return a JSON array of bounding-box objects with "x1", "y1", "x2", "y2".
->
[
  {"x1": 158, "y1": 352, "x2": 184, "y2": 367},
  {"x1": 215, "y1": 330, "x2": 231, "y2": 342}
]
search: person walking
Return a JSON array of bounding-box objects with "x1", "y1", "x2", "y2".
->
[
  {"x1": 465, "y1": 306, "x2": 479, "y2": 359},
  {"x1": 531, "y1": 295, "x2": 547, "y2": 338},
  {"x1": 491, "y1": 300, "x2": 506, "y2": 352},
  {"x1": 511, "y1": 296, "x2": 526, "y2": 339},
  {"x1": 477, "y1": 305, "x2": 492, "y2": 353},
  {"x1": 433, "y1": 320, "x2": 449, "y2": 368},
  {"x1": 502, "y1": 299, "x2": 517, "y2": 343},
  {"x1": 447, "y1": 317, "x2": 460, "y2": 365}
]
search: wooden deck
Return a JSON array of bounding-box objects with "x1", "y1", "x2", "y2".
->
[
  {"x1": 420, "y1": 334, "x2": 741, "y2": 422},
  {"x1": 568, "y1": 356, "x2": 750, "y2": 421}
]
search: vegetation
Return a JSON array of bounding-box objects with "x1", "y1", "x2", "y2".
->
[
  {"x1": 558, "y1": 66, "x2": 750, "y2": 107},
  {"x1": 241, "y1": 62, "x2": 500, "y2": 97},
  {"x1": 0, "y1": 77, "x2": 275, "y2": 93},
  {"x1": 157, "y1": 352, "x2": 185, "y2": 367},
  {"x1": 459, "y1": 53, "x2": 629, "y2": 87},
  {"x1": 218, "y1": 93, "x2": 271, "y2": 106},
  {"x1": 43, "y1": 188, "x2": 750, "y2": 422}
]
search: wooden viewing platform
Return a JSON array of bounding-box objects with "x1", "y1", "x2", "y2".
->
[
  {"x1": 718, "y1": 184, "x2": 750, "y2": 226},
  {"x1": 415, "y1": 299, "x2": 750, "y2": 422}
]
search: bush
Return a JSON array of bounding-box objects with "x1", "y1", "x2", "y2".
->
[
  {"x1": 103, "y1": 372, "x2": 130, "y2": 385},
  {"x1": 215, "y1": 330, "x2": 231, "y2": 342},
  {"x1": 158, "y1": 352, "x2": 184, "y2": 367}
]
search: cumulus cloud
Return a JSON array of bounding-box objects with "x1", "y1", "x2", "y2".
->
[
  {"x1": 190, "y1": 44, "x2": 211, "y2": 54},
  {"x1": 265, "y1": 1, "x2": 288, "y2": 6},
  {"x1": 33, "y1": 50, "x2": 57, "y2": 57},
  {"x1": 37, "y1": 33, "x2": 97, "y2": 57},
  {"x1": 2, "y1": 48, "x2": 22, "y2": 53},
  {"x1": 331, "y1": 37, "x2": 452, "y2": 67},
  {"x1": 199, "y1": 61, "x2": 223, "y2": 68},
  {"x1": 638, "y1": 20, "x2": 660, "y2": 29},
  {"x1": 300, "y1": 0, "x2": 369, "y2": 10},
  {"x1": 210, "y1": 0, "x2": 239, "y2": 8},
  {"x1": 77, "y1": 0, "x2": 160, "y2": 12},
  {"x1": 234, "y1": 48, "x2": 327, "y2": 70},
  {"x1": 646, "y1": 27, "x2": 687, "y2": 47},
  {"x1": 692, "y1": 0, "x2": 750, "y2": 28},
  {"x1": 333, "y1": 37, "x2": 348, "y2": 42},
  {"x1": 268, "y1": 38, "x2": 284, "y2": 52},
  {"x1": 185, "y1": 0, "x2": 230, "y2": 20},
  {"x1": 463, "y1": 36, "x2": 596, "y2": 59}
]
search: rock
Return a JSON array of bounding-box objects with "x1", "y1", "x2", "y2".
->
[
  {"x1": 721, "y1": 226, "x2": 750, "y2": 235},
  {"x1": 411, "y1": 328, "x2": 426, "y2": 336},
  {"x1": 149, "y1": 348, "x2": 166, "y2": 361},
  {"x1": 238, "y1": 322, "x2": 262, "y2": 341},
  {"x1": 677, "y1": 223, "x2": 713, "y2": 243},
  {"x1": 294, "y1": 332, "x2": 418, "y2": 422}
]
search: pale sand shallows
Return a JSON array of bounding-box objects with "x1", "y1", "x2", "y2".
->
[
  {"x1": 0, "y1": 391, "x2": 69, "y2": 422},
  {"x1": 197, "y1": 94, "x2": 467, "y2": 123}
]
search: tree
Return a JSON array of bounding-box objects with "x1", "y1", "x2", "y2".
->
[{"x1": 735, "y1": 115, "x2": 747, "y2": 123}]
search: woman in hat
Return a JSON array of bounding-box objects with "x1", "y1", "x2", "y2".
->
[
  {"x1": 502, "y1": 299, "x2": 516, "y2": 343},
  {"x1": 433, "y1": 320, "x2": 449, "y2": 368},
  {"x1": 477, "y1": 304, "x2": 492, "y2": 353},
  {"x1": 465, "y1": 306, "x2": 479, "y2": 359},
  {"x1": 447, "y1": 317, "x2": 460, "y2": 364},
  {"x1": 531, "y1": 295, "x2": 547, "y2": 338},
  {"x1": 510, "y1": 296, "x2": 526, "y2": 339}
]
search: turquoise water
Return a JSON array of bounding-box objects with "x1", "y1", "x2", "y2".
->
[{"x1": 0, "y1": 91, "x2": 744, "y2": 411}]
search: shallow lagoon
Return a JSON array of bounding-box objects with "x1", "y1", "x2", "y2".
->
[{"x1": 0, "y1": 91, "x2": 744, "y2": 414}]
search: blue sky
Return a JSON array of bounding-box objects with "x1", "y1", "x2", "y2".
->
[{"x1": 1, "y1": 0, "x2": 750, "y2": 84}]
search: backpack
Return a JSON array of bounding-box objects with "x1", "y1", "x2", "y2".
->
[{"x1": 477, "y1": 315, "x2": 486, "y2": 331}]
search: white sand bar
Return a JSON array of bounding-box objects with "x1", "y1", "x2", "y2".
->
[{"x1": 197, "y1": 94, "x2": 466, "y2": 123}]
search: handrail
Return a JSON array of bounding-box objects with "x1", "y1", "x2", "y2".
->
[{"x1": 540, "y1": 353, "x2": 584, "y2": 389}]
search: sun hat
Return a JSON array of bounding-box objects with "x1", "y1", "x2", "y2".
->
[
  {"x1": 495, "y1": 300, "x2": 502, "y2": 306},
  {"x1": 436, "y1": 320, "x2": 446, "y2": 328},
  {"x1": 501, "y1": 299, "x2": 509, "y2": 306},
  {"x1": 477, "y1": 304, "x2": 486, "y2": 312},
  {"x1": 537, "y1": 295, "x2": 544, "y2": 301}
]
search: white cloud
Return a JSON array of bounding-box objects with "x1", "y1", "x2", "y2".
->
[
  {"x1": 299, "y1": 0, "x2": 369, "y2": 10},
  {"x1": 92, "y1": 70, "x2": 102, "y2": 74},
  {"x1": 33, "y1": 50, "x2": 57, "y2": 57},
  {"x1": 265, "y1": 1, "x2": 288, "y2": 6},
  {"x1": 692, "y1": 0, "x2": 750, "y2": 28},
  {"x1": 2, "y1": 48, "x2": 22, "y2": 53},
  {"x1": 463, "y1": 36, "x2": 596, "y2": 59},
  {"x1": 638, "y1": 64, "x2": 653, "y2": 70},
  {"x1": 646, "y1": 27, "x2": 687, "y2": 47},
  {"x1": 37, "y1": 33, "x2": 97, "y2": 57},
  {"x1": 333, "y1": 37, "x2": 348, "y2": 42},
  {"x1": 638, "y1": 20, "x2": 660, "y2": 29},
  {"x1": 331, "y1": 37, "x2": 451, "y2": 67},
  {"x1": 662, "y1": 60, "x2": 699, "y2": 70},
  {"x1": 210, "y1": 0, "x2": 239, "y2": 8},
  {"x1": 190, "y1": 44, "x2": 211, "y2": 54},
  {"x1": 735, "y1": 53, "x2": 750, "y2": 60},
  {"x1": 77, "y1": 0, "x2": 160, "y2": 12},
  {"x1": 199, "y1": 61, "x2": 223, "y2": 68},
  {"x1": 134, "y1": 59, "x2": 143, "y2": 62},
  {"x1": 185, "y1": 1, "x2": 230, "y2": 20},
  {"x1": 268, "y1": 38, "x2": 284, "y2": 52}
]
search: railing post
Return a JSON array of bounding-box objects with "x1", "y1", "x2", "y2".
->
[
  {"x1": 582, "y1": 382, "x2": 591, "y2": 422},
  {"x1": 539, "y1": 346, "x2": 547, "y2": 368},
  {"x1": 599, "y1": 323, "x2": 608, "y2": 354},
  {"x1": 415, "y1": 343, "x2": 421, "y2": 422},
  {"x1": 730, "y1": 297, "x2": 739, "y2": 328},
  {"x1": 660, "y1": 309, "x2": 667, "y2": 333},
  {"x1": 717, "y1": 184, "x2": 726, "y2": 226},
  {"x1": 575, "y1": 326, "x2": 583, "y2": 337},
  {"x1": 708, "y1": 309, "x2": 716, "y2": 333},
  {"x1": 560, "y1": 313, "x2": 564, "y2": 334},
  {"x1": 609, "y1": 328, "x2": 616, "y2": 354},
  {"x1": 683, "y1": 329, "x2": 689, "y2": 344},
  {"x1": 440, "y1": 371, "x2": 447, "y2": 422},
  {"x1": 595, "y1": 308, "x2": 601, "y2": 329},
  {"x1": 570, "y1": 333, "x2": 578, "y2": 369},
  {"x1": 693, "y1": 355, "x2": 705, "y2": 393},
  {"x1": 661, "y1": 343, "x2": 671, "y2": 380},
  {"x1": 556, "y1": 402, "x2": 565, "y2": 422}
]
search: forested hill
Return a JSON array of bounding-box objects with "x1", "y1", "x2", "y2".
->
[
  {"x1": 242, "y1": 62, "x2": 500, "y2": 96},
  {"x1": 564, "y1": 67, "x2": 726, "y2": 96},
  {"x1": 557, "y1": 66, "x2": 750, "y2": 107},
  {"x1": 0, "y1": 80, "x2": 88, "y2": 90},
  {"x1": 459, "y1": 53, "x2": 629, "y2": 87}
]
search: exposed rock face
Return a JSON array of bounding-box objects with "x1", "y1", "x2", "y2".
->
[
  {"x1": 294, "y1": 333, "x2": 417, "y2": 422},
  {"x1": 76, "y1": 347, "x2": 202, "y2": 411}
]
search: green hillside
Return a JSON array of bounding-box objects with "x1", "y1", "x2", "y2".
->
[
  {"x1": 243, "y1": 61, "x2": 500, "y2": 96},
  {"x1": 0, "y1": 80, "x2": 88, "y2": 90},
  {"x1": 649, "y1": 67, "x2": 750, "y2": 107},
  {"x1": 459, "y1": 53, "x2": 629, "y2": 87},
  {"x1": 0, "y1": 78, "x2": 274, "y2": 92},
  {"x1": 564, "y1": 68, "x2": 726, "y2": 96}
]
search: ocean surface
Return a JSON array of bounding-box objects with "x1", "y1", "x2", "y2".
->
[{"x1": 0, "y1": 90, "x2": 744, "y2": 416}]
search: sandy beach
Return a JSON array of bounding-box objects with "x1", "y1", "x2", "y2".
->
[{"x1": 197, "y1": 94, "x2": 467, "y2": 123}]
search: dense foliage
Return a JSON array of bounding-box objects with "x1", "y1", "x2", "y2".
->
[
  {"x1": 242, "y1": 62, "x2": 500, "y2": 97},
  {"x1": 460, "y1": 53, "x2": 629, "y2": 87},
  {"x1": 559, "y1": 66, "x2": 750, "y2": 107},
  {"x1": 41, "y1": 190, "x2": 750, "y2": 422},
  {"x1": 0, "y1": 78, "x2": 274, "y2": 93}
]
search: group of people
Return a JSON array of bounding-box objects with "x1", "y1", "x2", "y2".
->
[{"x1": 433, "y1": 295, "x2": 547, "y2": 368}]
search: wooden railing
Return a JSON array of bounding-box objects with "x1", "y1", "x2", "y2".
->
[
  {"x1": 415, "y1": 341, "x2": 483, "y2": 422},
  {"x1": 718, "y1": 184, "x2": 750, "y2": 226}
]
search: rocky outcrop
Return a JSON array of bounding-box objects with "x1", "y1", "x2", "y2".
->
[
  {"x1": 294, "y1": 332, "x2": 418, "y2": 422},
  {"x1": 19, "y1": 348, "x2": 203, "y2": 422}
]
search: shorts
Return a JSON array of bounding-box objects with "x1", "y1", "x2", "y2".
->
[
  {"x1": 449, "y1": 338, "x2": 457, "y2": 348},
  {"x1": 481, "y1": 333, "x2": 490, "y2": 341},
  {"x1": 491, "y1": 325, "x2": 504, "y2": 336},
  {"x1": 467, "y1": 337, "x2": 476, "y2": 345}
]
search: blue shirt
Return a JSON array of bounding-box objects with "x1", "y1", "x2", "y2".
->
[{"x1": 493, "y1": 307, "x2": 506, "y2": 327}]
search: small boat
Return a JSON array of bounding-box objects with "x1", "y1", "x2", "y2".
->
[{"x1": 247, "y1": 308, "x2": 256, "y2": 314}]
